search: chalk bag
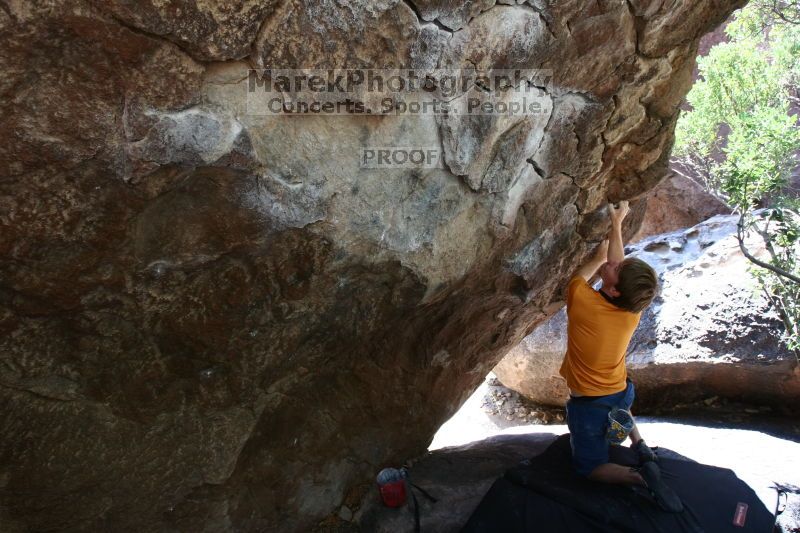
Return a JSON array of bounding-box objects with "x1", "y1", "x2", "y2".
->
[{"x1": 606, "y1": 407, "x2": 634, "y2": 445}]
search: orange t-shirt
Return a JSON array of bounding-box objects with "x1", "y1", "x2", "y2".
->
[{"x1": 558, "y1": 276, "x2": 641, "y2": 396}]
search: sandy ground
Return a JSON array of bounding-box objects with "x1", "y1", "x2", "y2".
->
[{"x1": 430, "y1": 372, "x2": 800, "y2": 515}]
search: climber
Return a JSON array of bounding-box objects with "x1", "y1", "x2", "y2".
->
[{"x1": 559, "y1": 200, "x2": 683, "y2": 513}]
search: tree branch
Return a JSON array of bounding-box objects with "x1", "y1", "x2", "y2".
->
[{"x1": 737, "y1": 210, "x2": 800, "y2": 284}]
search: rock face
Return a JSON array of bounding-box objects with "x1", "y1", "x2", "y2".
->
[
  {"x1": 493, "y1": 214, "x2": 800, "y2": 413},
  {"x1": 0, "y1": 1, "x2": 746, "y2": 531},
  {"x1": 631, "y1": 173, "x2": 729, "y2": 242},
  {"x1": 632, "y1": 16, "x2": 732, "y2": 243}
]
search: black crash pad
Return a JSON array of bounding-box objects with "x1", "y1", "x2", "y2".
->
[{"x1": 462, "y1": 433, "x2": 774, "y2": 532}]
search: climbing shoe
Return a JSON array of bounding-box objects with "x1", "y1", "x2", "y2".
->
[
  {"x1": 639, "y1": 461, "x2": 683, "y2": 513},
  {"x1": 632, "y1": 439, "x2": 658, "y2": 464}
]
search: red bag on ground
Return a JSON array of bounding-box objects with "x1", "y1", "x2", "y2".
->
[{"x1": 376, "y1": 467, "x2": 407, "y2": 507}]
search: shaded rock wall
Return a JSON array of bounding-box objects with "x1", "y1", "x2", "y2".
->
[{"x1": 0, "y1": 1, "x2": 745, "y2": 531}]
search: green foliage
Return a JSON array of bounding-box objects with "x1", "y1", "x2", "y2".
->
[
  {"x1": 748, "y1": 208, "x2": 800, "y2": 353},
  {"x1": 721, "y1": 107, "x2": 800, "y2": 205},
  {"x1": 673, "y1": 0, "x2": 800, "y2": 357}
]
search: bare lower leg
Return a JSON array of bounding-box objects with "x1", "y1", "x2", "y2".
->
[{"x1": 587, "y1": 463, "x2": 645, "y2": 485}]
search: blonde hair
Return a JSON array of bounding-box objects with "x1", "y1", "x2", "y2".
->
[{"x1": 612, "y1": 258, "x2": 658, "y2": 313}]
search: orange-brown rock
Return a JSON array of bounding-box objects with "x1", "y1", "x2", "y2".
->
[{"x1": 632, "y1": 173, "x2": 729, "y2": 242}]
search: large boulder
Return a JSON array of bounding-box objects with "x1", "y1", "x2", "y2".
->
[
  {"x1": 0, "y1": 1, "x2": 746, "y2": 531},
  {"x1": 493, "y1": 214, "x2": 800, "y2": 413},
  {"x1": 631, "y1": 172, "x2": 729, "y2": 242}
]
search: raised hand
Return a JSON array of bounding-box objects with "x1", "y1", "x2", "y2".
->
[{"x1": 609, "y1": 200, "x2": 630, "y2": 226}]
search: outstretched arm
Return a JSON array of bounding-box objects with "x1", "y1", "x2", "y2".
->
[
  {"x1": 608, "y1": 201, "x2": 630, "y2": 263},
  {"x1": 575, "y1": 239, "x2": 609, "y2": 281}
]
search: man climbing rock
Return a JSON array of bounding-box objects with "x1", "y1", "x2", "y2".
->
[{"x1": 560, "y1": 200, "x2": 683, "y2": 513}]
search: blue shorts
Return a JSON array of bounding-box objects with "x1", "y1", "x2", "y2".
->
[{"x1": 565, "y1": 379, "x2": 636, "y2": 477}]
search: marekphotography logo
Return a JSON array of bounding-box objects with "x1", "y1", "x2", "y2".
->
[
  {"x1": 246, "y1": 69, "x2": 552, "y2": 116},
  {"x1": 359, "y1": 147, "x2": 444, "y2": 169}
]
